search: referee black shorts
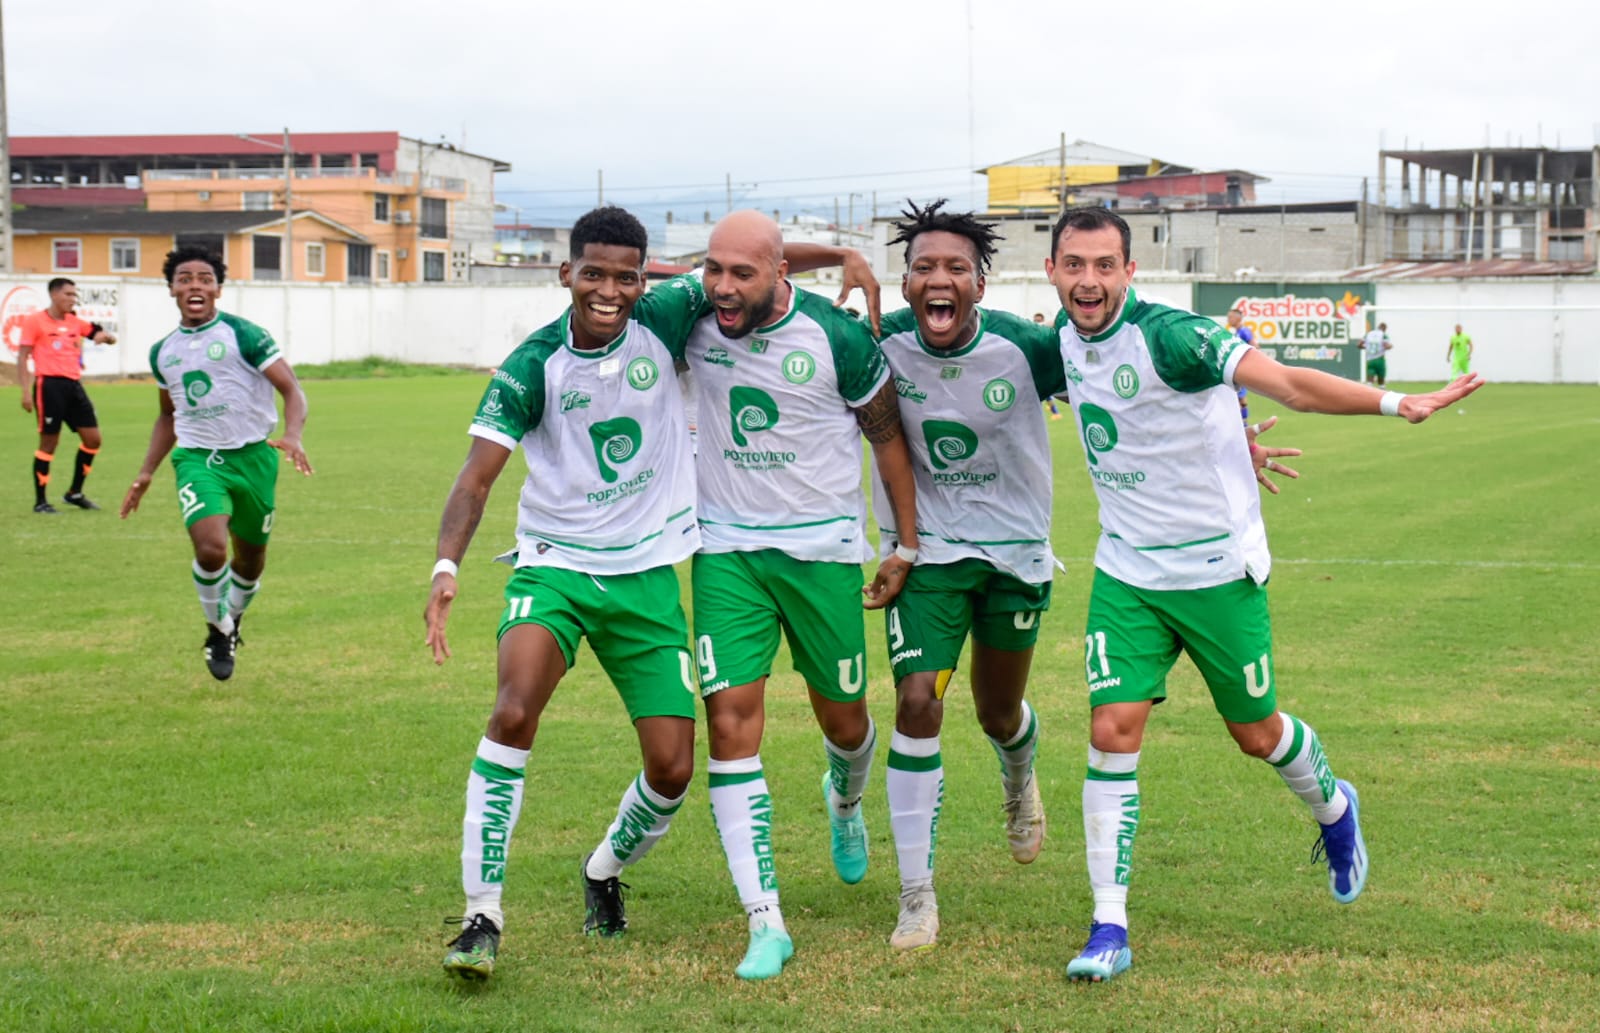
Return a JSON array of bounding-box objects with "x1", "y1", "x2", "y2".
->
[{"x1": 34, "y1": 376, "x2": 98, "y2": 436}]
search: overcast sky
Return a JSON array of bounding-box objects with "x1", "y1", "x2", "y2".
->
[{"x1": 7, "y1": 0, "x2": 1597, "y2": 226}]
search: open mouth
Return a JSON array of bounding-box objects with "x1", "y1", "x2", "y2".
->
[
  {"x1": 924, "y1": 299, "x2": 957, "y2": 333},
  {"x1": 1073, "y1": 294, "x2": 1105, "y2": 318},
  {"x1": 588, "y1": 302, "x2": 621, "y2": 320},
  {"x1": 715, "y1": 303, "x2": 743, "y2": 329}
]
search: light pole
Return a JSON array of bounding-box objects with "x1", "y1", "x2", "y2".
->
[{"x1": 238, "y1": 129, "x2": 293, "y2": 280}]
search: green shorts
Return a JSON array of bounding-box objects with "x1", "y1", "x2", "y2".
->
[
  {"x1": 170, "y1": 441, "x2": 278, "y2": 545},
  {"x1": 886, "y1": 558, "x2": 1051, "y2": 683},
  {"x1": 1450, "y1": 357, "x2": 1470, "y2": 377},
  {"x1": 498, "y1": 564, "x2": 696, "y2": 722},
  {"x1": 1366, "y1": 358, "x2": 1387, "y2": 381},
  {"x1": 1082, "y1": 568, "x2": 1276, "y2": 724},
  {"x1": 691, "y1": 549, "x2": 866, "y2": 702}
]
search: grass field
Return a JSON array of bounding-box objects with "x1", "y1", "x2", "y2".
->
[{"x1": 3, "y1": 375, "x2": 1597, "y2": 1033}]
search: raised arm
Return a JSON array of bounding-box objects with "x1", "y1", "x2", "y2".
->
[
  {"x1": 1235, "y1": 348, "x2": 1483, "y2": 423},
  {"x1": 425, "y1": 437, "x2": 514, "y2": 664},
  {"x1": 781, "y1": 242, "x2": 882, "y2": 335},
  {"x1": 854, "y1": 380, "x2": 917, "y2": 609}
]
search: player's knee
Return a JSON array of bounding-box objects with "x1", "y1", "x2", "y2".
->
[
  {"x1": 642, "y1": 754, "x2": 694, "y2": 799},
  {"x1": 1231, "y1": 725, "x2": 1278, "y2": 759},
  {"x1": 894, "y1": 684, "x2": 943, "y2": 737},
  {"x1": 974, "y1": 701, "x2": 1020, "y2": 743},
  {"x1": 193, "y1": 541, "x2": 229, "y2": 571},
  {"x1": 820, "y1": 703, "x2": 870, "y2": 750},
  {"x1": 486, "y1": 697, "x2": 538, "y2": 745}
]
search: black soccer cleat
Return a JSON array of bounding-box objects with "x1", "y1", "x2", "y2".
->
[
  {"x1": 33, "y1": 502, "x2": 58, "y2": 514},
  {"x1": 203, "y1": 624, "x2": 236, "y2": 681},
  {"x1": 582, "y1": 852, "x2": 629, "y2": 937},
  {"x1": 63, "y1": 492, "x2": 100, "y2": 511}
]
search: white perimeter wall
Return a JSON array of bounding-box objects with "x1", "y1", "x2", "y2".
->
[{"x1": 7, "y1": 274, "x2": 1597, "y2": 384}]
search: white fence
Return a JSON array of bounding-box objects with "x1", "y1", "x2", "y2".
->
[{"x1": 5, "y1": 273, "x2": 1597, "y2": 384}]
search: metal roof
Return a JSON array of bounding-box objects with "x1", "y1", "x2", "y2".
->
[
  {"x1": 1343, "y1": 259, "x2": 1595, "y2": 280},
  {"x1": 978, "y1": 139, "x2": 1171, "y2": 173},
  {"x1": 14, "y1": 207, "x2": 370, "y2": 242}
]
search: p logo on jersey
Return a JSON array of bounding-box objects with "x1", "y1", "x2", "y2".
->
[
  {"x1": 923, "y1": 419, "x2": 978, "y2": 471},
  {"x1": 181, "y1": 370, "x2": 214, "y2": 408},
  {"x1": 729, "y1": 386, "x2": 779, "y2": 447},
  {"x1": 589, "y1": 417, "x2": 643, "y2": 483},
  {"x1": 1078, "y1": 403, "x2": 1119, "y2": 466}
]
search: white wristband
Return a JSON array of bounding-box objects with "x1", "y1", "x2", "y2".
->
[
  {"x1": 1379, "y1": 391, "x2": 1406, "y2": 417},
  {"x1": 432, "y1": 558, "x2": 459, "y2": 579},
  {"x1": 894, "y1": 543, "x2": 918, "y2": 564}
]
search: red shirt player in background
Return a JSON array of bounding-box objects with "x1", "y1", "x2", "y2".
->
[{"x1": 18, "y1": 277, "x2": 117, "y2": 512}]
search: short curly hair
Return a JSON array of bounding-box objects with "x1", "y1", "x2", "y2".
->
[
  {"x1": 162, "y1": 245, "x2": 227, "y2": 285},
  {"x1": 570, "y1": 206, "x2": 648, "y2": 264}
]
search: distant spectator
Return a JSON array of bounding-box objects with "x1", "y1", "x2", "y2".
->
[
  {"x1": 1362, "y1": 322, "x2": 1393, "y2": 386},
  {"x1": 1447, "y1": 324, "x2": 1473, "y2": 377}
]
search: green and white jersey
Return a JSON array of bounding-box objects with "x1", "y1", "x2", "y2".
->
[
  {"x1": 1057, "y1": 287, "x2": 1269, "y2": 590},
  {"x1": 872, "y1": 307, "x2": 1065, "y2": 584},
  {"x1": 469, "y1": 276, "x2": 709, "y2": 575},
  {"x1": 686, "y1": 284, "x2": 890, "y2": 563},
  {"x1": 148, "y1": 312, "x2": 282, "y2": 450},
  {"x1": 1362, "y1": 329, "x2": 1389, "y2": 356}
]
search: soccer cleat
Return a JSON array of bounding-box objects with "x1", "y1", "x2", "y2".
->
[
  {"x1": 203, "y1": 624, "x2": 235, "y2": 681},
  {"x1": 1312, "y1": 779, "x2": 1368, "y2": 904},
  {"x1": 442, "y1": 913, "x2": 500, "y2": 982},
  {"x1": 822, "y1": 770, "x2": 868, "y2": 884},
  {"x1": 63, "y1": 492, "x2": 100, "y2": 511},
  {"x1": 582, "y1": 852, "x2": 629, "y2": 937},
  {"x1": 735, "y1": 922, "x2": 794, "y2": 980},
  {"x1": 1003, "y1": 771, "x2": 1046, "y2": 864},
  {"x1": 889, "y1": 888, "x2": 939, "y2": 951},
  {"x1": 33, "y1": 502, "x2": 58, "y2": 514},
  {"x1": 230, "y1": 615, "x2": 244, "y2": 652},
  {"x1": 1066, "y1": 922, "x2": 1132, "y2": 983}
]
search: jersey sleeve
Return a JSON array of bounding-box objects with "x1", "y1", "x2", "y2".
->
[
  {"x1": 469, "y1": 342, "x2": 547, "y2": 450},
  {"x1": 1143, "y1": 306, "x2": 1243, "y2": 393},
  {"x1": 633, "y1": 273, "x2": 711, "y2": 360},
  {"x1": 231, "y1": 317, "x2": 283, "y2": 370},
  {"x1": 989, "y1": 309, "x2": 1068, "y2": 400},
  {"x1": 18, "y1": 313, "x2": 42, "y2": 350},
  {"x1": 823, "y1": 308, "x2": 890, "y2": 407},
  {"x1": 148, "y1": 341, "x2": 168, "y2": 386}
]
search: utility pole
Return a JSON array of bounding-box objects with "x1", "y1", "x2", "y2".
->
[
  {"x1": 1057, "y1": 131, "x2": 1068, "y2": 217},
  {"x1": 597, "y1": 169, "x2": 604, "y2": 206},
  {"x1": 0, "y1": 0, "x2": 12, "y2": 274},
  {"x1": 282, "y1": 128, "x2": 293, "y2": 282},
  {"x1": 725, "y1": 172, "x2": 732, "y2": 215}
]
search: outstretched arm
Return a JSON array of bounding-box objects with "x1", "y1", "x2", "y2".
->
[
  {"x1": 425, "y1": 437, "x2": 513, "y2": 664},
  {"x1": 120, "y1": 390, "x2": 178, "y2": 518},
  {"x1": 263, "y1": 361, "x2": 313, "y2": 475},
  {"x1": 781, "y1": 242, "x2": 881, "y2": 335},
  {"x1": 855, "y1": 381, "x2": 917, "y2": 609},
  {"x1": 1235, "y1": 349, "x2": 1483, "y2": 423}
]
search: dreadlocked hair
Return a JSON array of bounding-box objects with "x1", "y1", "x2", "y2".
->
[{"x1": 887, "y1": 198, "x2": 1002, "y2": 274}]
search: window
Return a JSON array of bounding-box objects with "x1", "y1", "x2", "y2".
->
[
  {"x1": 110, "y1": 238, "x2": 140, "y2": 273},
  {"x1": 420, "y1": 197, "x2": 449, "y2": 239},
  {"x1": 52, "y1": 239, "x2": 82, "y2": 271},
  {"x1": 1152, "y1": 226, "x2": 1164, "y2": 243},
  {"x1": 305, "y1": 242, "x2": 326, "y2": 277},
  {"x1": 374, "y1": 194, "x2": 390, "y2": 222},
  {"x1": 376, "y1": 250, "x2": 391, "y2": 280},
  {"x1": 423, "y1": 250, "x2": 446, "y2": 281},
  {"x1": 253, "y1": 236, "x2": 282, "y2": 280},
  {"x1": 242, "y1": 191, "x2": 273, "y2": 211},
  {"x1": 346, "y1": 243, "x2": 373, "y2": 282}
]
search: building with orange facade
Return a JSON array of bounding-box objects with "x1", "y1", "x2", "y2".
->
[{"x1": 9, "y1": 132, "x2": 509, "y2": 283}]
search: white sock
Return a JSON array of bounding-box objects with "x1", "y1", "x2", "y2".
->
[
  {"x1": 1267, "y1": 713, "x2": 1348, "y2": 825},
  {"x1": 987, "y1": 700, "x2": 1039, "y2": 796},
  {"x1": 227, "y1": 572, "x2": 260, "y2": 624},
  {"x1": 708, "y1": 755, "x2": 785, "y2": 935},
  {"x1": 886, "y1": 731, "x2": 942, "y2": 894},
  {"x1": 192, "y1": 560, "x2": 234, "y2": 634},
  {"x1": 586, "y1": 772, "x2": 685, "y2": 880},
  {"x1": 462, "y1": 737, "x2": 529, "y2": 931},
  {"x1": 1083, "y1": 747, "x2": 1140, "y2": 930},
  {"x1": 824, "y1": 717, "x2": 876, "y2": 819}
]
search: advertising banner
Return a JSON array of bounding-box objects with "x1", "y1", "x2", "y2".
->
[{"x1": 1194, "y1": 282, "x2": 1373, "y2": 381}]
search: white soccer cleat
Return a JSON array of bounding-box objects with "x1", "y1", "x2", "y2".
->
[
  {"x1": 1003, "y1": 772, "x2": 1046, "y2": 864},
  {"x1": 890, "y1": 887, "x2": 939, "y2": 951}
]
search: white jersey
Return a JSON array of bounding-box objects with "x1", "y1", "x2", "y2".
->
[
  {"x1": 148, "y1": 312, "x2": 283, "y2": 450},
  {"x1": 469, "y1": 276, "x2": 708, "y2": 575},
  {"x1": 1362, "y1": 329, "x2": 1389, "y2": 356},
  {"x1": 873, "y1": 307, "x2": 1063, "y2": 583},
  {"x1": 1057, "y1": 288, "x2": 1269, "y2": 590},
  {"x1": 685, "y1": 284, "x2": 891, "y2": 563}
]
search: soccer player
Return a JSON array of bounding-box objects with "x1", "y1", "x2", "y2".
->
[
  {"x1": 1044, "y1": 206, "x2": 1481, "y2": 983},
  {"x1": 854, "y1": 201, "x2": 1065, "y2": 951},
  {"x1": 686, "y1": 210, "x2": 918, "y2": 980},
  {"x1": 1447, "y1": 324, "x2": 1473, "y2": 377},
  {"x1": 18, "y1": 277, "x2": 117, "y2": 513},
  {"x1": 120, "y1": 247, "x2": 312, "y2": 681},
  {"x1": 425, "y1": 207, "x2": 709, "y2": 985},
  {"x1": 1363, "y1": 322, "x2": 1393, "y2": 386}
]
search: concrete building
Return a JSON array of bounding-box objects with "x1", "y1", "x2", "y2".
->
[{"x1": 9, "y1": 132, "x2": 510, "y2": 282}]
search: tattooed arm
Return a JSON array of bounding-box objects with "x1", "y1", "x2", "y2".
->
[{"x1": 856, "y1": 380, "x2": 918, "y2": 609}]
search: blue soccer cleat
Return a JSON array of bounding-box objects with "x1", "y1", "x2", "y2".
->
[
  {"x1": 822, "y1": 770, "x2": 868, "y2": 884},
  {"x1": 735, "y1": 923, "x2": 794, "y2": 981},
  {"x1": 1066, "y1": 922, "x2": 1132, "y2": 983},
  {"x1": 1313, "y1": 779, "x2": 1368, "y2": 904}
]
